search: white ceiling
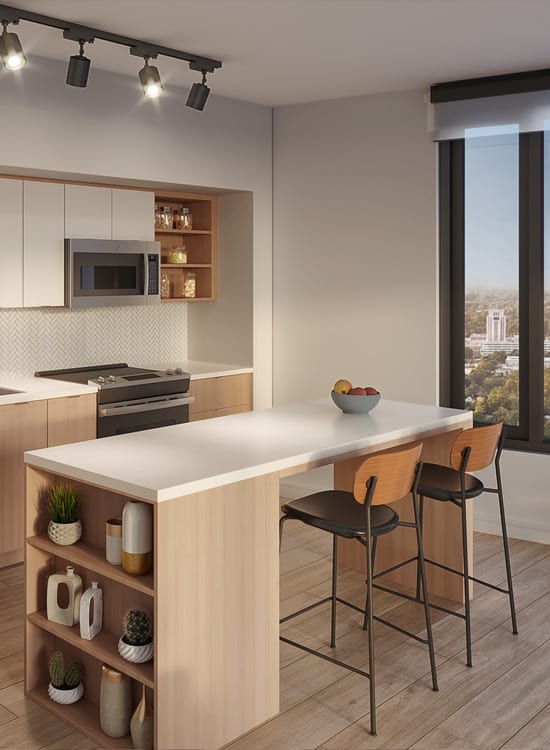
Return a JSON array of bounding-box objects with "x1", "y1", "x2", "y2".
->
[{"x1": 4, "y1": 0, "x2": 550, "y2": 107}]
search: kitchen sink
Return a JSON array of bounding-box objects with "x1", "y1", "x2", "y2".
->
[{"x1": 0, "y1": 387, "x2": 24, "y2": 395}]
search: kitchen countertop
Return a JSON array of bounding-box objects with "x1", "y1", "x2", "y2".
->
[
  {"x1": 0, "y1": 375, "x2": 97, "y2": 405},
  {"x1": 25, "y1": 398, "x2": 470, "y2": 503},
  {"x1": 0, "y1": 361, "x2": 252, "y2": 405}
]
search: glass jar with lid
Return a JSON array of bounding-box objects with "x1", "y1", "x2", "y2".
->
[
  {"x1": 155, "y1": 206, "x2": 174, "y2": 230},
  {"x1": 160, "y1": 273, "x2": 171, "y2": 299},
  {"x1": 181, "y1": 271, "x2": 197, "y2": 298},
  {"x1": 168, "y1": 246, "x2": 187, "y2": 264},
  {"x1": 174, "y1": 207, "x2": 192, "y2": 231}
]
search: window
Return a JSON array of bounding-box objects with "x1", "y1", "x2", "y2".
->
[{"x1": 439, "y1": 130, "x2": 546, "y2": 451}]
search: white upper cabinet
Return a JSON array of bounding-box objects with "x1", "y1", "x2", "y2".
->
[
  {"x1": 112, "y1": 189, "x2": 155, "y2": 240},
  {"x1": 0, "y1": 178, "x2": 23, "y2": 308},
  {"x1": 65, "y1": 184, "x2": 112, "y2": 239},
  {"x1": 23, "y1": 181, "x2": 65, "y2": 307}
]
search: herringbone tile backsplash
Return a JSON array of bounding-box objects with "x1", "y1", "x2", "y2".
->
[{"x1": 0, "y1": 305, "x2": 188, "y2": 376}]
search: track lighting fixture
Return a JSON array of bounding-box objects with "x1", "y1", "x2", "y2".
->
[
  {"x1": 186, "y1": 70, "x2": 210, "y2": 111},
  {"x1": 138, "y1": 56, "x2": 163, "y2": 98},
  {"x1": 66, "y1": 40, "x2": 91, "y2": 87},
  {"x1": 0, "y1": 19, "x2": 26, "y2": 70},
  {"x1": 0, "y1": 2, "x2": 222, "y2": 110}
]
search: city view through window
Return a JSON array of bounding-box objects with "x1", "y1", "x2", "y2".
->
[{"x1": 464, "y1": 129, "x2": 550, "y2": 439}]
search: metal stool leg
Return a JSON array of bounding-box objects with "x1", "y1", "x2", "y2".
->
[
  {"x1": 460, "y1": 499, "x2": 473, "y2": 667},
  {"x1": 362, "y1": 536, "x2": 378, "y2": 631},
  {"x1": 415, "y1": 495, "x2": 424, "y2": 601},
  {"x1": 495, "y1": 465, "x2": 518, "y2": 635},
  {"x1": 279, "y1": 514, "x2": 289, "y2": 552},
  {"x1": 330, "y1": 534, "x2": 338, "y2": 647},
  {"x1": 412, "y1": 490, "x2": 438, "y2": 691},
  {"x1": 365, "y1": 521, "x2": 376, "y2": 735}
]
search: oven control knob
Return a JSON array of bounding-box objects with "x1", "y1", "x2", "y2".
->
[
  {"x1": 166, "y1": 369, "x2": 174, "y2": 375},
  {"x1": 97, "y1": 376, "x2": 105, "y2": 384},
  {"x1": 108, "y1": 375, "x2": 116, "y2": 382},
  {"x1": 175, "y1": 368, "x2": 183, "y2": 374}
]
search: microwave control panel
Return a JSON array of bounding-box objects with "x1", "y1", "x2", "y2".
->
[{"x1": 148, "y1": 254, "x2": 159, "y2": 295}]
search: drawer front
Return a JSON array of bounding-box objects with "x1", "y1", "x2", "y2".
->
[{"x1": 189, "y1": 374, "x2": 252, "y2": 415}]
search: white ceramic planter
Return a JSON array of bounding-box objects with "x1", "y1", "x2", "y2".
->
[
  {"x1": 47, "y1": 519, "x2": 82, "y2": 546},
  {"x1": 117, "y1": 636, "x2": 153, "y2": 663},
  {"x1": 48, "y1": 681, "x2": 84, "y2": 704}
]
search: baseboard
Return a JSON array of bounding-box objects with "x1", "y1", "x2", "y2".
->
[{"x1": 474, "y1": 512, "x2": 550, "y2": 545}]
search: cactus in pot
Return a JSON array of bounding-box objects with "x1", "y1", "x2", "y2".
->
[
  {"x1": 118, "y1": 608, "x2": 153, "y2": 663},
  {"x1": 48, "y1": 650, "x2": 84, "y2": 704}
]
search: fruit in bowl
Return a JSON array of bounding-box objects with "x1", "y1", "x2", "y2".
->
[{"x1": 331, "y1": 380, "x2": 381, "y2": 414}]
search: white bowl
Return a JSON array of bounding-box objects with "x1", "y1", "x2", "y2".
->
[{"x1": 331, "y1": 390, "x2": 381, "y2": 414}]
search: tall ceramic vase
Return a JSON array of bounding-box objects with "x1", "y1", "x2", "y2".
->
[
  {"x1": 130, "y1": 683, "x2": 154, "y2": 750},
  {"x1": 122, "y1": 501, "x2": 153, "y2": 576},
  {"x1": 99, "y1": 665, "x2": 131, "y2": 739}
]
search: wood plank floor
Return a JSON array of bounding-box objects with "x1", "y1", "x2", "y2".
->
[{"x1": 1, "y1": 525, "x2": 549, "y2": 749}]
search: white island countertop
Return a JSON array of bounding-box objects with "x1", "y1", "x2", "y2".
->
[{"x1": 25, "y1": 398, "x2": 470, "y2": 503}]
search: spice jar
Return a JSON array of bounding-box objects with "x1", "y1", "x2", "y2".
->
[
  {"x1": 160, "y1": 273, "x2": 170, "y2": 299},
  {"x1": 155, "y1": 206, "x2": 174, "y2": 230},
  {"x1": 174, "y1": 207, "x2": 192, "y2": 231},
  {"x1": 181, "y1": 271, "x2": 197, "y2": 298},
  {"x1": 168, "y1": 246, "x2": 187, "y2": 264}
]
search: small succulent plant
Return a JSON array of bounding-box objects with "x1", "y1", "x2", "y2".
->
[
  {"x1": 123, "y1": 608, "x2": 153, "y2": 645},
  {"x1": 49, "y1": 650, "x2": 83, "y2": 688},
  {"x1": 47, "y1": 484, "x2": 80, "y2": 524}
]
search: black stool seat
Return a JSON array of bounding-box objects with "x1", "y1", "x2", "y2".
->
[
  {"x1": 282, "y1": 491, "x2": 399, "y2": 538},
  {"x1": 417, "y1": 463, "x2": 484, "y2": 502}
]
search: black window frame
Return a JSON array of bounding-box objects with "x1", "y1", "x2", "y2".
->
[{"x1": 439, "y1": 132, "x2": 548, "y2": 453}]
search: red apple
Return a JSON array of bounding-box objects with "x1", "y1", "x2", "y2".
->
[
  {"x1": 364, "y1": 387, "x2": 378, "y2": 395},
  {"x1": 349, "y1": 386, "x2": 367, "y2": 395}
]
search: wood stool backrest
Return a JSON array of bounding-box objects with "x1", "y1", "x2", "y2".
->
[
  {"x1": 449, "y1": 421, "x2": 503, "y2": 472},
  {"x1": 353, "y1": 441, "x2": 423, "y2": 506}
]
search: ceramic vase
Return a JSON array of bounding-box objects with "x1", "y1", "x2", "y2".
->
[
  {"x1": 106, "y1": 517, "x2": 123, "y2": 565},
  {"x1": 79, "y1": 581, "x2": 103, "y2": 640},
  {"x1": 99, "y1": 665, "x2": 131, "y2": 739},
  {"x1": 122, "y1": 501, "x2": 153, "y2": 576},
  {"x1": 130, "y1": 683, "x2": 154, "y2": 750},
  {"x1": 46, "y1": 565, "x2": 82, "y2": 626}
]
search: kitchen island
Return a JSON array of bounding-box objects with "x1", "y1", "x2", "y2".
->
[{"x1": 24, "y1": 398, "x2": 471, "y2": 750}]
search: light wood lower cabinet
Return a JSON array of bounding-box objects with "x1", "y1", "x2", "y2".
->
[
  {"x1": 0, "y1": 400, "x2": 47, "y2": 566},
  {"x1": 189, "y1": 373, "x2": 252, "y2": 422},
  {"x1": 0, "y1": 394, "x2": 97, "y2": 566}
]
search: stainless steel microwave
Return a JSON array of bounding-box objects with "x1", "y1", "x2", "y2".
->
[{"x1": 65, "y1": 238, "x2": 161, "y2": 308}]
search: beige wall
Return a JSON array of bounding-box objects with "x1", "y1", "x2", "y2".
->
[{"x1": 272, "y1": 89, "x2": 437, "y2": 405}]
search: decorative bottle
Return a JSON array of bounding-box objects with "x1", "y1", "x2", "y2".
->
[
  {"x1": 46, "y1": 565, "x2": 82, "y2": 626},
  {"x1": 122, "y1": 500, "x2": 153, "y2": 576},
  {"x1": 130, "y1": 683, "x2": 154, "y2": 750},
  {"x1": 99, "y1": 665, "x2": 131, "y2": 738},
  {"x1": 79, "y1": 581, "x2": 103, "y2": 640}
]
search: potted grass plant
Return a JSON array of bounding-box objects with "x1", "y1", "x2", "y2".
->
[
  {"x1": 47, "y1": 650, "x2": 84, "y2": 704},
  {"x1": 47, "y1": 484, "x2": 82, "y2": 546}
]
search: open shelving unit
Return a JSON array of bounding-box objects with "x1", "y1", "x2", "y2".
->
[
  {"x1": 25, "y1": 470, "x2": 155, "y2": 748},
  {"x1": 154, "y1": 190, "x2": 217, "y2": 302}
]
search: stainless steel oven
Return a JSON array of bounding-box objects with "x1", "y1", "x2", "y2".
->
[{"x1": 36, "y1": 364, "x2": 193, "y2": 437}]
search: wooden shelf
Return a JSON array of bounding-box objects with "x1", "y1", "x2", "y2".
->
[
  {"x1": 27, "y1": 610, "x2": 154, "y2": 688},
  {"x1": 27, "y1": 535, "x2": 154, "y2": 597},
  {"x1": 27, "y1": 686, "x2": 131, "y2": 749},
  {"x1": 161, "y1": 296, "x2": 213, "y2": 302},
  {"x1": 155, "y1": 228, "x2": 211, "y2": 235},
  {"x1": 161, "y1": 263, "x2": 212, "y2": 268}
]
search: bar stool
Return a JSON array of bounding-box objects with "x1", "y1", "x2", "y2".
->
[
  {"x1": 279, "y1": 441, "x2": 438, "y2": 736},
  {"x1": 416, "y1": 421, "x2": 518, "y2": 667}
]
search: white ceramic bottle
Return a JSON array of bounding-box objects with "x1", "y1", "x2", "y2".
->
[
  {"x1": 122, "y1": 500, "x2": 153, "y2": 575},
  {"x1": 46, "y1": 565, "x2": 82, "y2": 626},
  {"x1": 79, "y1": 581, "x2": 103, "y2": 640}
]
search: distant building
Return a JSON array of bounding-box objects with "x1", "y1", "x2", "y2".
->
[{"x1": 486, "y1": 308, "x2": 507, "y2": 342}]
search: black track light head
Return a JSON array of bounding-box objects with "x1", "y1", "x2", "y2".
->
[
  {"x1": 139, "y1": 56, "x2": 163, "y2": 98},
  {"x1": 66, "y1": 40, "x2": 90, "y2": 87},
  {"x1": 0, "y1": 19, "x2": 26, "y2": 70},
  {"x1": 186, "y1": 70, "x2": 210, "y2": 111}
]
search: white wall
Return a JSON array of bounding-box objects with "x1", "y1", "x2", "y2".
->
[
  {"x1": 0, "y1": 57, "x2": 271, "y2": 406},
  {"x1": 272, "y1": 89, "x2": 550, "y2": 544}
]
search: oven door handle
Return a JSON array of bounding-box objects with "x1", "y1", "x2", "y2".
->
[{"x1": 98, "y1": 395, "x2": 194, "y2": 417}]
